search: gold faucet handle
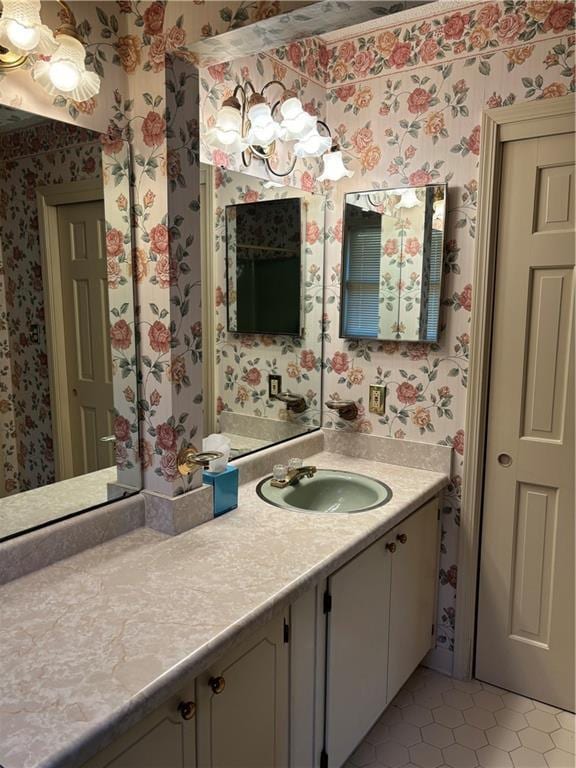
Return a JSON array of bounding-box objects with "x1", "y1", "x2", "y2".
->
[{"x1": 177, "y1": 445, "x2": 224, "y2": 476}]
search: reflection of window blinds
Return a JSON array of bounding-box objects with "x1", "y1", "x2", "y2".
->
[
  {"x1": 426, "y1": 229, "x2": 443, "y2": 341},
  {"x1": 343, "y1": 226, "x2": 381, "y2": 338}
]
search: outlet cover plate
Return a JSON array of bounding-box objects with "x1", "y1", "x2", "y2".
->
[
  {"x1": 269, "y1": 374, "x2": 282, "y2": 398},
  {"x1": 369, "y1": 385, "x2": 386, "y2": 415}
]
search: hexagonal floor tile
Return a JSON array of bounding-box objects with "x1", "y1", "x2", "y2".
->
[
  {"x1": 495, "y1": 708, "x2": 529, "y2": 732},
  {"x1": 520, "y1": 728, "x2": 555, "y2": 753},
  {"x1": 453, "y1": 679, "x2": 484, "y2": 695},
  {"x1": 388, "y1": 722, "x2": 423, "y2": 748},
  {"x1": 380, "y1": 706, "x2": 404, "y2": 727},
  {"x1": 472, "y1": 691, "x2": 505, "y2": 712},
  {"x1": 349, "y1": 742, "x2": 376, "y2": 766},
  {"x1": 534, "y1": 701, "x2": 562, "y2": 715},
  {"x1": 433, "y1": 706, "x2": 465, "y2": 729},
  {"x1": 393, "y1": 689, "x2": 415, "y2": 708},
  {"x1": 454, "y1": 724, "x2": 488, "y2": 750},
  {"x1": 556, "y1": 713, "x2": 575, "y2": 733},
  {"x1": 503, "y1": 692, "x2": 536, "y2": 714},
  {"x1": 414, "y1": 689, "x2": 445, "y2": 710},
  {"x1": 421, "y1": 723, "x2": 455, "y2": 749},
  {"x1": 477, "y1": 745, "x2": 513, "y2": 768},
  {"x1": 443, "y1": 743, "x2": 478, "y2": 768},
  {"x1": 510, "y1": 747, "x2": 548, "y2": 768},
  {"x1": 404, "y1": 705, "x2": 434, "y2": 728},
  {"x1": 486, "y1": 726, "x2": 521, "y2": 752},
  {"x1": 551, "y1": 728, "x2": 575, "y2": 754},
  {"x1": 375, "y1": 740, "x2": 410, "y2": 768},
  {"x1": 409, "y1": 743, "x2": 443, "y2": 768},
  {"x1": 443, "y1": 690, "x2": 475, "y2": 711},
  {"x1": 365, "y1": 721, "x2": 390, "y2": 746},
  {"x1": 464, "y1": 707, "x2": 497, "y2": 731},
  {"x1": 527, "y1": 710, "x2": 563, "y2": 733},
  {"x1": 543, "y1": 748, "x2": 576, "y2": 768}
]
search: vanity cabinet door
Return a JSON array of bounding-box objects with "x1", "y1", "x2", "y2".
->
[
  {"x1": 82, "y1": 687, "x2": 196, "y2": 768},
  {"x1": 387, "y1": 498, "x2": 439, "y2": 702},
  {"x1": 324, "y1": 537, "x2": 392, "y2": 768},
  {"x1": 196, "y1": 612, "x2": 289, "y2": 768}
]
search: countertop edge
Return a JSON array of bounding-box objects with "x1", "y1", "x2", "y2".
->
[{"x1": 37, "y1": 472, "x2": 448, "y2": 768}]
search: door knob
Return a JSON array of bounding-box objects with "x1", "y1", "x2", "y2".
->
[
  {"x1": 209, "y1": 675, "x2": 226, "y2": 694},
  {"x1": 497, "y1": 453, "x2": 513, "y2": 467},
  {"x1": 385, "y1": 542, "x2": 397, "y2": 553},
  {"x1": 177, "y1": 700, "x2": 196, "y2": 720},
  {"x1": 396, "y1": 533, "x2": 408, "y2": 544}
]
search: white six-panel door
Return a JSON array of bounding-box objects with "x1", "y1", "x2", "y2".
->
[{"x1": 476, "y1": 130, "x2": 575, "y2": 711}]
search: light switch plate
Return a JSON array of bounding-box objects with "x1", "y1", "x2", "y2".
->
[
  {"x1": 369, "y1": 385, "x2": 386, "y2": 415},
  {"x1": 269, "y1": 374, "x2": 282, "y2": 398}
]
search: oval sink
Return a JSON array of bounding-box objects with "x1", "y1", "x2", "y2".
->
[{"x1": 256, "y1": 469, "x2": 392, "y2": 514}]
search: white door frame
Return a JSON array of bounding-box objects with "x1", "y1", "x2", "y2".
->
[
  {"x1": 36, "y1": 178, "x2": 104, "y2": 481},
  {"x1": 453, "y1": 93, "x2": 575, "y2": 681},
  {"x1": 200, "y1": 164, "x2": 216, "y2": 436}
]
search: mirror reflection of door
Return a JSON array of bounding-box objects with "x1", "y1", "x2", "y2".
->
[{"x1": 56, "y1": 199, "x2": 114, "y2": 478}]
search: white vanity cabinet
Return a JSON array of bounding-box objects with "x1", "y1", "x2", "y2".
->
[
  {"x1": 82, "y1": 497, "x2": 439, "y2": 768},
  {"x1": 324, "y1": 497, "x2": 439, "y2": 768},
  {"x1": 82, "y1": 686, "x2": 197, "y2": 768},
  {"x1": 195, "y1": 611, "x2": 289, "y2": 768}
]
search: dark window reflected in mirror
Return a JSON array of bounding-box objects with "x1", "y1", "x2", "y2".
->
[
  {"x1": 226, "y1": 198, "x2": 302, "y2": 336},
  {"x1": 340, "y1": 184, "x2": 446, "y2": 343}
]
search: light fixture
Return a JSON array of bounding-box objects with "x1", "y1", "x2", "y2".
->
[
  {"x1": 0, "y1": 0, "x2": 56, "y2": 56},
  {"x1": 0, "y1": 1, "x2": 99, "y2": 102},
  {"x1": 204, "y1": 95, "x2": 247, "y2": 154},
  {"x1": 246, "y1": 94, "x2": 281, "y2": 149},
  {"x1": 205, "y1": 79, "x2": 350, "y2": 180},
  {"x1": 395, "y1": 187, "x2": 421, "y2": 209},
  {"x1": 294, "y1": 125, "x2": 332, "y2": 158},
  {"x1": 318, "y1": 145, "x2": 354, "y2": 182},
  {"x1": 279, "y1": 91, "x2": 316, "y2": 141}
]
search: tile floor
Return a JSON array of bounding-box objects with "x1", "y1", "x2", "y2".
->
[{"x1": 346, "y1": 667, "x2": 575, "y2": 768}]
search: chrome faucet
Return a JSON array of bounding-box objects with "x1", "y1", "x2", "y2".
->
[{"x1": 271, "y1": 465, "x2": 317, "y2": 488}]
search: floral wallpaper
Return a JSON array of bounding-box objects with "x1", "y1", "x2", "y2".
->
[
  {"x1": 0, "y1": 121, "x2": 102, "y2": 494},
  {"x1": 318, "y1": 0, "x2": 575, "y2": 662},
  {"x1": 212, "y1": 168, "x2": 324, "y2": 430}
]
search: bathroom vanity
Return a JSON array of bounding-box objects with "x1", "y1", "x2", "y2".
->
[{"x1": 0, "y1": 436, "x2": 449, "y2": 768}]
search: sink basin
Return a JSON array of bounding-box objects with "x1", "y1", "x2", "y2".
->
[{"x1": 256, "y1": 469, "x2": 392, "y2": 514}]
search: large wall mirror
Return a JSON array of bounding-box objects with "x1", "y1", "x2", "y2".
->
[
  {"x1": 0, "y1": 104, "x2": 140, "y2": 540},
  {"x1": 201, "y1": 167, "x2": 324, "y2": 458},
  {"x1": 340, "y1": 184, "x2": 446, "y2": 343}
]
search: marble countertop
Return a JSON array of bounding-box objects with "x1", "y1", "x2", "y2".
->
[{"x1": 0, "y1": 451, "x2": 448, "y2": 768}]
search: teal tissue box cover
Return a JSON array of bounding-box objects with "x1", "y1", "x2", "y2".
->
[{"x1": 203, "y1": 465, "x2": 238, "y2": 517}]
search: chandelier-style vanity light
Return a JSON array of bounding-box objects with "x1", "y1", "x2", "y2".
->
[
  {"x1": 206, "y1": 80, "x2": 353, "y2": 181},
  {"x1": 0, "y1": 0, "x2": 100, "y2": 100}
]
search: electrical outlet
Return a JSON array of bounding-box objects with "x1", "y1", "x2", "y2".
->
[
  {"x1": 269, "y1": 374, "x2": 282, "y2": 398},
  {"x1": 369, "y1": 385, "x2": 386, "y2": 415}
]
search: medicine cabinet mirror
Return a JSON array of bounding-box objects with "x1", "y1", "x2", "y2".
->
[
  {"x1": 340, "y1": 184, "x2": 447, "y2": 343},
  {"x1": 0, "y1": 104, "x2": 140, "y2": 541},
  {"x1": 201, "y1": 167, "x2": 324, "y2": 460}
]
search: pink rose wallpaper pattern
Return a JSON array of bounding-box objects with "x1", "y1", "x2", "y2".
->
[{"x1": 0, "y1": 0, "x2": 573, "y2": 667}]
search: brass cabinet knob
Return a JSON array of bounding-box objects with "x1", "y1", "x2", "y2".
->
[
  {"x1": 396, "y1": 533, "x2": 408, "y2": 544},
  {"x1": 209, "y1": 675, "x2": 226, "y2": 694},
  {"x1": 385, "y1": 542, "x2": 397, "y2": 553},
  {"x1": 178, "y1": 701, "x2": 196, "y2": 720}
]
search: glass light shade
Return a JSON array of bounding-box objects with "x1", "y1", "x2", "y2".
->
[
  {"x1": 279, "y1": 96, "x2": 316, "y2": 141},
  {"x1": 318, "y1": 150, "x2": 354, "y2": 182},
  {"x1": 32, "y1": 34, "x2": 100, "y2": 101},
  {"x1": 395, "y1": 187, "x2": 420, "y2": 209},
  {"x1": 0, "y1": 0, "x2": 56, "y2": 55},
  {"x1": 205, "y1": 104, "x2": 246, "y2": 153},
  {"x1": 246, "y1": 102, "x2": 280, "y2": 148},
  {"x1": 294, "y1": 126, "x2": 332, "y2": 158}
]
